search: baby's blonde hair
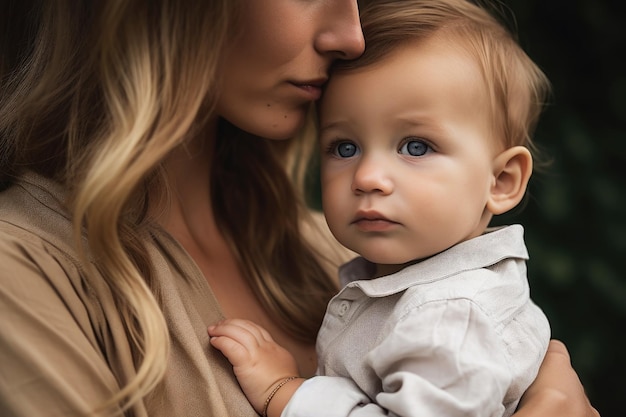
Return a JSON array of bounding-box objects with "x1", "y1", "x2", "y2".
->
[{"x1": 338, "y1": 0, "x2": 552, "y2": 163}]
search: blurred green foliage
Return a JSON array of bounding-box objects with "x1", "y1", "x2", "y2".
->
[{"x1": 309, "y1": 1, "x2": 625, "y2": 414}]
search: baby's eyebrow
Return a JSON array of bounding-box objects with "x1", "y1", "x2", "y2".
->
[
  {"x1": 319, "y1": 120, "x2": 345, "y2": 130},
  {"x1": 318, "y1": 120, "x2": 352, "y2": 135}
]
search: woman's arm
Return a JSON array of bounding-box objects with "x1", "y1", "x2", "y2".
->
[{"x1": 514, "y1": 340, "x2": 600, "y2": 417}]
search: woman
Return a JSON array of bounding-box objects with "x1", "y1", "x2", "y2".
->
[{"x1": 0, "y1": 1, "x2": 598, "y2": 416}]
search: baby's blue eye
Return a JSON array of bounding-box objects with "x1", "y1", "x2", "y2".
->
[
  {"x1": 335, "y1": 142, "x2": 359, "y2": 158},
  {"x1": 399, "y1": 139, "x2": 429, "y2": 156}
]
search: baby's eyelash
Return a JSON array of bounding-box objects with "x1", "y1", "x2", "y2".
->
[
  {"x1": 323, "y1": 139, "x2": 344, "y2": 155},
  {"x1": 323, "y1": 141, "x2": 337, "y2": 155}
]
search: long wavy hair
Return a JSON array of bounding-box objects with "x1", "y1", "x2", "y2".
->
[
  {"x1": 337, "y1": 0, "x2": 552, "y2": 164},
  {"x1": 0, "y1": 0, "x2": 336, "y2": 414}
]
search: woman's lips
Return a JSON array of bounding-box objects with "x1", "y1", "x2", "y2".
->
[
  {"x1": 290, "y1": 78, "x2": 326, "y2": 100},
  {"x1": 294, "y1": 84, "x2": 322, "y2": 100}
]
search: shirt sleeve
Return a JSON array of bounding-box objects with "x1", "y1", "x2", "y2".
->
[
  {"x1": 0, "y1": 234, "x2": 124, "y2": 417},
  {"x1": 283, "y1": 298, "x2": 514, "y2": 417}
]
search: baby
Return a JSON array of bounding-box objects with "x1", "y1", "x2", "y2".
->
[{"x1": 209, "y1": 0, "x2": 552, "y2": 416}]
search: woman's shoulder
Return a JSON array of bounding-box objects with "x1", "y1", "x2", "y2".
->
[
  {"x1": 0, "y1": 176, "x2": 129, "y2": 367},
  {"x1": 0, "y1": 172, "x2": 80, "y2": 263},
  {"x1": 0, "y1": 172, "x2": 101, "y2": 313},
  {"x1": 0, "y1": 221, "x2": 81, "y2": 301},
  {"x1": 0, "y1": 178, "x2": 86, "y2": 299},
  {"x1": 0, "y1": 212, "x2": 139, "y2": 417}
]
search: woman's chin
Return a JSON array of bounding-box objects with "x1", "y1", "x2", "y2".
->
[
  {"x1": 240, "y1": 107, "x2": 309, "y2": 140},
  {"x1": 259, "y1": 116, "x2": 308, "y2": 141}
]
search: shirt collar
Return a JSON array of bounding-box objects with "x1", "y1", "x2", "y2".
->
[{"x1": 338, "y1": 225, "x2": 528, "y2": 297}]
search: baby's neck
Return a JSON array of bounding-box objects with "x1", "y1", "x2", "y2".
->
[
  {"x1": 372, "y1": 227, "x2": 493, "y2": 278},
  {"x1": 375, "y1": 259, "x2": 421, "y2": 278}
]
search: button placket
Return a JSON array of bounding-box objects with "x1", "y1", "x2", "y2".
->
[{"x1": 337, "y1": 300, "x2": 351, "y2": 317}]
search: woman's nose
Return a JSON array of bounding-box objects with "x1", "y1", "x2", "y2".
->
[
  {"x1": 351, "y1": 158, "x2": 394, "y2": 195},
  {"x1": 315, "y1": 0, "x2": 365, "y2": 60}
]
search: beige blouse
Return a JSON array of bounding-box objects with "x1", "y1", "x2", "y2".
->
[{"x1": 0, "y1": 172, "x2": 353, "y2": 417}]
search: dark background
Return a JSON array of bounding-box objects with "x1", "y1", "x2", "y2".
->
[
  {"x1": 310, "y1": 1, "x2": 625, "y2": 415},
  {"x1": 495, "y1": 1, "x2": 625, "y2": 415}
]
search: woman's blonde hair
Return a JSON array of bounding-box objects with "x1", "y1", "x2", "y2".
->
[
  {"x1": 1, "y1": 0, "x2": 336, "y2": 414},
  {"x1": 339, "y1": 0, "x2": 552, "y2": 163}
]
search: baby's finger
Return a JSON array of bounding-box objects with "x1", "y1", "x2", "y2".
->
[
  {"x1": 209, "y1": 335, "x2": 251, "y2": 366},
  {"x1": 209, "y1": 319, "x2": 273, "y2": 345},
  {"x1": 208, "y1": 319, "x2": 263, "y2": 348},
  {"x1": 226, "y1": 319, "x2": 276, "y2": 343}
]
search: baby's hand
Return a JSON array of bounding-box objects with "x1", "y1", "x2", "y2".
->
[{"x1": 208, "y1": 318, "x2": 300, "y2": 413}]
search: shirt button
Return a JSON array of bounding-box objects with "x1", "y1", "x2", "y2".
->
[{"x1": 338, "y1": 300, "x2": 351, "y2": 316}]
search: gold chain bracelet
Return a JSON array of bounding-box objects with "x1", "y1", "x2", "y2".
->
[{"x1": 261, "y1": 376, "x2": 299, "y2": 417}]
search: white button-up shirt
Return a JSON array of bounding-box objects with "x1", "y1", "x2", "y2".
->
[{"x1": 283, "y1": 225, "x2": 550, "y2": 417}]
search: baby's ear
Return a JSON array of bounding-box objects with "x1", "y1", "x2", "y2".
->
[{"x1": 486, "y1": 146, "x2": 533, "y2": 215}]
